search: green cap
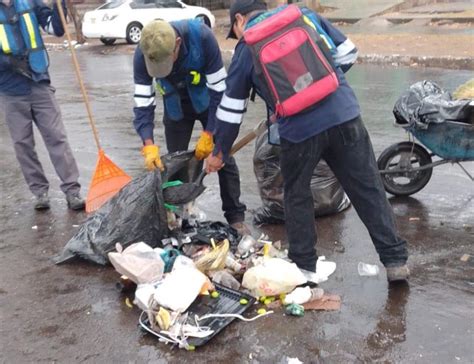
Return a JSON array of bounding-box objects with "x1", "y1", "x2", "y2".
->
[{"x1": 140, "y1": 20, "x2": 176, "y2": 78}]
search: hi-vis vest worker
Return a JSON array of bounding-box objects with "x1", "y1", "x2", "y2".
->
[
  {"x1": 0, "y1": 0, "x2": 86, "y2": 211},
  {"x1": 132, "y1": 19, "x2": 228, "y2": 167},
  {"x1": 0, "y1": 0, "x2": 67, "y2": 95},
  {"x1": 0, "y1": 0, "x2": 49, "y2": 73},
  {"x1": 132, "y1": 19, "x2": 248, "y2": 234}
]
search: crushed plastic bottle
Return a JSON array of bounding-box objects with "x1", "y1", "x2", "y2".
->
[
  {"x1": 358, "y1": 262, "x2": 380, "y2": 276},
  {"x1": 225, "y1": 254, "x2": 243, "y2": 273},
  {"x1": 237, "y1": 235, "x2": 257, "y2": 256},
  {"x1": 283, "y1": 286, "x2": 324, "y2": 305},
  {"x1": 210, "y1": 270, "x2": 240, "y2": 290}
]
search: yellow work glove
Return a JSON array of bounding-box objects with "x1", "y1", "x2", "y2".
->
[
  {"x1": 195, "y1": 131, "x2": 214, "y2": 160},
  {"x1": 142, "y1": 145, "x2": 164, "y2": 171}
]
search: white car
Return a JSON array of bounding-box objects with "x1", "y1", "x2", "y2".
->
[{"x1": 82, "y1": 0, "x2": 215, "y2": 45}]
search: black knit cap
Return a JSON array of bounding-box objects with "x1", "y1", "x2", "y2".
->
[{"x1": 227, "y1": 0, "x2": 267, "y2": 39}]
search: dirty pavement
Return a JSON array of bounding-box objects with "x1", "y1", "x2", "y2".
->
[{"x1": 1, "y1": 46, "x2": 473, "y2": 362}]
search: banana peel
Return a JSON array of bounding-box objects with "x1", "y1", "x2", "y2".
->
[{"x1": 155, "y1": 307, "x2": 172, "y2": 330}]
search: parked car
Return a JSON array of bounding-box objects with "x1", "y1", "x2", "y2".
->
[{"x1": 82, "y1": 0, "x2": 215, "y2": 45}]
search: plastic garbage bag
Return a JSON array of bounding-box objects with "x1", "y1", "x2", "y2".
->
[
  {"x1": 194, "y1": 240, "x2": 230, "y2": 274},
  {"x1": 242, "y1": 258, "x2": 307, "y2": 297},
  {"x1": 108, "y1": 242, "x2": 165, "y2": 284},
  {"x1": 56, "y1": 171, "x2": 168, "y2": 265},
  {"x1": 393, "y1": 80, "x2": 473, "y2": 129},
  {"x1": 299, "y1": 256, "x2": 337, "y2": 284},
  {"x1": 253, "y1": 130, "x2": 351, "y2": 225},
  {"x1": 161, "y1": 150, "x2": 203, "y2": 184},
  {"x1": 182, "y1": 221, "x2": 241, "y2": 247}
]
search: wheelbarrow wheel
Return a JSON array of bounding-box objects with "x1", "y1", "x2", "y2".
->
[{"x1": 377, "y1": 142, "x2": 433, "y2": 196}]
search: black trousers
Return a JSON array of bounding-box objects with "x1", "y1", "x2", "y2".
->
[
  {"x1": 163, "y1": 104, "x2": 246, "y2": 224},
  {"x1": 280, "y1": 116, "x2": 408, "y2": 271}
]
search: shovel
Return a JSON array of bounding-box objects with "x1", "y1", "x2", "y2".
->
[
  {"x1": 56, "y1": 0, "x2": 131, "y2": 213},
  {"x1": 163, "y1": 119, "x2": 267, "y2": 205}
]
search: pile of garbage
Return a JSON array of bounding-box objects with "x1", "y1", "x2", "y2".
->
[
  {"x1": 107, "y1": 215, "x2": 340, "y2": 350},
  {"x1": 56, "y1": 150, "x2": 342, "y2": 349}
]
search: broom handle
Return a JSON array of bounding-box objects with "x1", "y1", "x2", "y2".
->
[
  {"x1": 229, "y1": 118, "x2": 267, "y2": 156},
  {"x1": 56, "y1": 0, "x2": 101, "y2": 151}
]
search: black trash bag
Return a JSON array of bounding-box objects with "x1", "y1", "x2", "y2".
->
[
  {"x1": 181, "y1": 221, "x2": 241, "y2": 248},
  {"x1": 253, "y1": 130, "x2": 351, "y2": 225},
  {"x1": 55, "y1": 171, "x2": 168, "y2": 265},
  {"x1": 162, "y1": 150, "x2": 203, "y2": 184},
  {"x1": 393, "y1": 80, "x2": 473, "y2": 129}
]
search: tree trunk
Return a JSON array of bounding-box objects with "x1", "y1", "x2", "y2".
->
[{"x1": 66, "y1": 0, "x2": 85, "y2": 44}]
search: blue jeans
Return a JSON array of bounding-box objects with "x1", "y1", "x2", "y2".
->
[{"x1": 280, "y1": 116, "x2": 408, "y2": 271}]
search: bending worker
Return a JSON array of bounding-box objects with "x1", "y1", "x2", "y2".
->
[
  {"x1": 0, "y1": 0, "x2": 85, "y2": 210},
  {"x1": 132, "y1": 19, "x2": 249, "y2": 235},
  {"x1": 206, "y1": 0, "x2": 409, "y2": 282}
]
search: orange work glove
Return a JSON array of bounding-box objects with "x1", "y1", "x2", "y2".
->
[
  {"x1": 142, "y1": 144, "x2": 164, "y2": 171},
  {"x1": 195, "y1": 131, "x2": 214, "y2": 160}
]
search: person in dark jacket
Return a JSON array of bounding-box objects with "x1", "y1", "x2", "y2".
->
[
  {"x1": 0, "y1": 0, "x2": 84, "y2": 210},
  {"x1": 132, "y1": 19, "x2": 249, "y2": 235},
  {"x1": 206, "y1": 0, "x2": 410, "y2": 282}
]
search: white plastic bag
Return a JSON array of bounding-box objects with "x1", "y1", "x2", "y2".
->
[
  {"x1": 154, "y1": 266, "x2": 207, "y2": 312},
  {"x1": 242, "y1": 258, "x2": 307, "y2": 297},
  {"x1": 299, "y1": 256, "x2": 337, "y2": 284},
  {"x1": 108, "y1": 242, "x2": 164, "y2": 284}
]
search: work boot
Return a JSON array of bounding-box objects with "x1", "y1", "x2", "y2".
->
[
  {"x1": 230, "y1": 222, "x2": 251, "y2": 236},
  {"x1": 34, "y1": 193, "x2": 50, "y2": 210},
  {"x1": 66, "y1": 192, "x2": 85, "y2": 211},
  {"x1": 386, "y1": 264, "x2": 410, "y2": 282}
]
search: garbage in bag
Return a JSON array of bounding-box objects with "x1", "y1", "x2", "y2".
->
[
  {"x1": 253, "y1": 130, "x2": 351, "y2": 225},
  {"x1": 242, "y1": 258, "x2": 307, "y2": 297},
  {"x1": 393, "y1": 80, "x2": 473, "y2": 129},
  {"x1": 194, "y1": 240, "x2": 230, "y2": 274},
  {"x1": 161, "y1": 150, "x2": 206, "y2": 205},
  {"x1": 181, "y1": 221, "x2": 241, "y2": 248},
  {"x1": 108, "y1": 242, "x2": 165, "y2": 284},
  {"x1": 56, "y1": 170, "x2": 168, "y2": 265},
  {"x1": 162, "y1": 150, "x2": 203, "y2": 184}
]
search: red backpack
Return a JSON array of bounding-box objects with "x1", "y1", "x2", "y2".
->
[{"x1": 244, "y1": 5, "x2": 339, "y2": 118}]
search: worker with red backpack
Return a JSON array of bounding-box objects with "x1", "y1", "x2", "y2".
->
[{"x1": 206, "y1": 0, "x2": 410, "y2": 282}]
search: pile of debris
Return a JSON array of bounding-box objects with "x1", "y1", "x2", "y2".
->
[
  {"x1": 56, "y1": 151, "x2": 342, "y2": 349},
  {"x1": 107, "y1": 214, "x2": 340, "y2": 350}
]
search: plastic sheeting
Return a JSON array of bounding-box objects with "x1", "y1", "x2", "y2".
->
[
  {"x1": 253, "y1": 130, "x2": 351, "y2": 225},
  {"x1": 393, "y1": 80, "x2": 473, "y2": 129}
]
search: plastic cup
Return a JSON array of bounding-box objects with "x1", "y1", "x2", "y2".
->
[{"x1": 358, "y1": 262, "x2": 380, "y2": 276}]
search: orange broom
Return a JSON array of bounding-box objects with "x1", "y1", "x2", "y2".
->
[{"x1": 56, "y1": 0, "x2": 131, "y2": 213}]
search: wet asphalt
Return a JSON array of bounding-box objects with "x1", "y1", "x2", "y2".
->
[{"x1": 0, "y1": 50, "x2": 473, "y2": 363}]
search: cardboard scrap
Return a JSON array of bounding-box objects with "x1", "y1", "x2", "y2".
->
[{"x1": 302, "y1": 294, "x2": 341, "y2": 311}]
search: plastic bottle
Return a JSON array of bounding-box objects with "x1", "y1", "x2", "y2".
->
[
  {"x1": 237, "y1": 235, "x2": 257, "y2": 256},
  {"x1": 283, "y1": 286, "x2": 324, "y2": 305},
  {"x1": 225, "y1": 254, "x2": 243, "y2": 273},
  {"x1": 210, "y1": 270, "x2": 241, "y2": 290}
]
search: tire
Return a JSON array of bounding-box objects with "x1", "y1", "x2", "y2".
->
[
  {"x1": 196, "y1": 14, "x2": 211, "y2": 27},
  {"x1": 100, "y1": 37, "x2": 116, "y2": 46},
  {"x1": 126, "y1": 22, "x2": 143, "y2": 44},
  {"x1": 377, "y1": 142, "x2": 433, "y2": 196}
]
